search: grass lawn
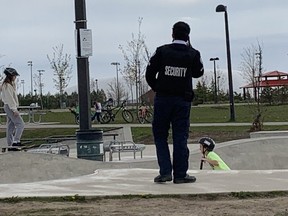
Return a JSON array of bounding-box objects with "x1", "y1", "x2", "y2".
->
[
  {"x1": 27, "y1": 104, "x2": 288, "y2": 124},
  {"x1": 191, "y1": 104, "x2": 288, "y2": 123},
  {"x1": 1, "y1": 104, "x2": 288, "y2": 144},
  {"x1": 131, "y1": 125, "x2": 288, "y2": 144}
]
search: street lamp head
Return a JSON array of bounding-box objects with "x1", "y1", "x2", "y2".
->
[
  {"x1": 210, "y1": 57, "x2": 219, "y2": 61},
  {"x1": 37, "y1": 69, "x2": 45, "y2": 74},
  {"x1": 111, "y1": 62, "x2": 120, "y2": 66},
  {"x1": 216, "y1": 4, "x2": 227, "y2": 13}
]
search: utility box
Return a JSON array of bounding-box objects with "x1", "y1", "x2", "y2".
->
[{"x1": 76, "y1": 129, "x2": 103, "y2": 161}]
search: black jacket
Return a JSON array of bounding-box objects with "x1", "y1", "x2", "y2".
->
[{"x1": 145, "y1": 42, "x2": 204, "y2": 101}]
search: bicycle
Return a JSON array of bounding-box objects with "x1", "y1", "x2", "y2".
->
[
  {"x1": 100, "y1": 100, "x2": 134, "y2": 124},
  {"x1": 137, "y1": 105, "x2": 153, "y2": 124},
  {"x1": 68, "y1": 107, "x2": 97, "y2": 124}
]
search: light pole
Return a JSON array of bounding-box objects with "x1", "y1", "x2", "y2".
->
[
  {"x1": 37, "y1": 70, "x2": 44, "y2": 109},
  {"x1": 137, "y1": 60, "x2": 141, "y2": 102},
  {"x1": 21, "y1": 80, "x2": 25, "y2": 96},
  {"x1": 217, "y1": 76, "x2": 221, "y2": 95},
  {"x1": 37, "y1": 70, "x2": 44, "y2": 96},
  {"x1": 255, "y1": 52, "x2": 262, "y2": 77},
  {"x1": 75, "y1": 0, "x2": 103, "y2": 162},
  {"x1": 95, "y1": 79, "x2": 98, "y2": 92},
  {"x1": 59, "y1": 77, "x2": 65, "y2": 108},
  {"x1": 210, "y1": 57, "x2": 219, "y2": 104},
  {"x1": 74, "y1": 0, "x2": 92, "y2": 130},
  {"x1": 111, "y1": 62, "x2": 120, "y2": 106},
  {"x1": 216, "y1": 4, "x2": 235, "y2": 121},
  {"x1": 255, "y1": 51, "x2": 262, "y2": 105},
  {"x1": 27, "y1": 61, "x2": 33, "y2": 95}
]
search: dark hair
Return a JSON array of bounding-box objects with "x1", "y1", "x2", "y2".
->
[
  {"x1": 3, "y1": 74, "x2": 14, "y2": 85},
  {"x1": 172, "y1": 21, "x2": 190, "y2": 41}
]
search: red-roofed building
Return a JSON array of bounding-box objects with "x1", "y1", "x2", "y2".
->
[{"x1": 240, "y1": 70, "x2": 288, "y2": 99}]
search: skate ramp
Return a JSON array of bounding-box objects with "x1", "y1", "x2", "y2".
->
[
  {"x1": 190, "y1": 136, "x2": 288, "y2": 170},
  {"x1": 0, "y1": 151, "x2": 160, "y2": 184},
  {"x1": 1, "y1": 136, "x2": 288, "y2": 184}
]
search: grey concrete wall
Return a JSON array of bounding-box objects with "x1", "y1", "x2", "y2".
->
[
  {"x1": 189, "y1": 136, "x2": 288, "y2": 170},
  {"x1": 250, "y1": 130, "x2": 288, "y2": 138}
]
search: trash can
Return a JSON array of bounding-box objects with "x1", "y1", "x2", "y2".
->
[{"x1": 76, "y1": 129, "x2": 103, "y2": 161}]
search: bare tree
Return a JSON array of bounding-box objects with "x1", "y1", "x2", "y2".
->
[
  {"x1": 0, "y1": 66, "x2": 5, "y2": 82},
  {"x1": 119, "y1": 17, "x2": 150, "y2": 105},
  {"x1": 239, "y1": 42, "x2": 263, "y2": 100},
  {"x1": 47, "y1": 44, "x2": 72, "y2": 108},
  {"x1": 0, "y1": 58, "x2": 8, "y2": 81},
  {"x1": 239, "y1": 42, "x2": 265, "y2": 131},
  {"x1": 106, "y1": 78, "x2": 127, "y2": 104},
  {"x1": 33, "y1": 73, "x2": 42, "y2": 95},
  {"x1": 140, "y1": 74, "x2": 149, "y2": 97}
]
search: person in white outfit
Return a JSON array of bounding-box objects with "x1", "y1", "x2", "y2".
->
[
  {"x1": 1, "y1": 68, "x2": 25, "y2": 149},
  {"x1": 91, "y1": 101, "x2": 102, "y2": 123}
]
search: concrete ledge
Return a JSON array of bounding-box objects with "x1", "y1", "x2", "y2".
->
[{"x1": 250, "y1": 130, "x2": 288, "y2": 138}]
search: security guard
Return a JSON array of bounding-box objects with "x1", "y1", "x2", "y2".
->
[{"x1": 146, "y1": 21, "x2": 204, "y2": 184}]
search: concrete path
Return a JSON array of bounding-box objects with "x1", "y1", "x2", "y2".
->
[
  {"x1": 1, "y1": 169, "x2": 288, "y2": 198},
  {"x1": 1, "y1": 121, "x2": 288, "y2": 130}
]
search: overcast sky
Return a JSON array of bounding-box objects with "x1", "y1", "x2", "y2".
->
[{"x1": 1, "y1": 0, "x2": 288, "y2": 95}]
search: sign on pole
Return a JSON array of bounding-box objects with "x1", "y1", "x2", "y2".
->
[{"x1": 75, "y1": 29, "x2": 93, "y2": 57}]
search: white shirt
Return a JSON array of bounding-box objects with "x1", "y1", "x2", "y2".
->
[
  {"x1": 1, "y1": 83, "x2": 19, "y2": 112},
  {"x1": 172, "y1": 40, "x2": 188, "y2": 45},
  {"x1": 95, "y1": 102, "x2": 102, "y2": 113}
]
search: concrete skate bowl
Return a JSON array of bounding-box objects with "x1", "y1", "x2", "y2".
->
[
  {"x1": 190, "y1": 136, "x2": 288, "y2": 170},
  {"x1": 0, "y1": 151, "x2": 158, "y2": 184},
  {"x1": 0, "y1": 152, "x2": 104, "y2": 184}
]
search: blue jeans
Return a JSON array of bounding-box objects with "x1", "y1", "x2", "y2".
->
[
  {"x1": 152, "y1": 95, "x2": 191, "y2": 179},
  {"x1": 92, "y1": 112, "x2": 101, "y2": 122}
]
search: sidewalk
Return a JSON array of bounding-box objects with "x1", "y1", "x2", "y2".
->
[
  {"x1": 1, "y1": 121, "x2": 288, "y2": 130},
  {"x1": 1, "y1": 169, "x2": 288, "y2": 198}
]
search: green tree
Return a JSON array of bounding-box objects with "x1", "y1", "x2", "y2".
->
[
  {"x1": 194, "y1": 79, "x2": 209, "y2": 104},
  {"x1": 261, "y1": 87, "x2": 274, "y2": 105},
  {"x1": 91, "y1": 89, "x2": 106, "y2": 104}
]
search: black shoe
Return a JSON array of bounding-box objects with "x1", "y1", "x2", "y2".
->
[
  {"x1": 173, "y1": 175, "x2": 196, "y2": 184},
  {"x1": 8, "y1": 147, "x2": 19, "y2": 151},
  {"x1": 154, "y1": 175, "x2": 172, "y2": 183},
  {"x1": 12, "y1": 142, "x2": 24, "y2": 147}
]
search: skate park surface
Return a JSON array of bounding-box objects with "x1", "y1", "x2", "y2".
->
[{"x1": 0, "y1": 126, "x2": 288, "y2": 198}]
